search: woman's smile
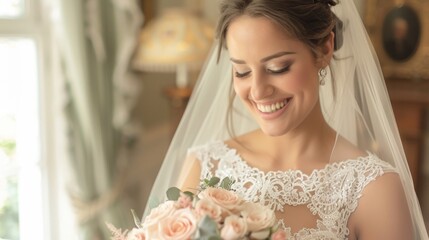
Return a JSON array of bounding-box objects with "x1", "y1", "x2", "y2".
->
[{"x1": 252, "y1": 97, "x2": 294, "y2": 119}]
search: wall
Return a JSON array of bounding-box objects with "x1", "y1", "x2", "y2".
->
[{"x1": 136, "y1": 72, "x2": 175, "y2": 128}]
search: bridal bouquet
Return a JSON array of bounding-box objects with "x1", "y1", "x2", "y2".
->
[{"x1": 107, "y1": 177, "x2": 286, "y2": 240}]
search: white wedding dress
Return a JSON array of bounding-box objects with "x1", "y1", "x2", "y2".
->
[
  {"x1": 189, "y1": 141, "x2": 396, "y2": 240},
  {"x1": 145, "y1": 1, "x2": 428, "y2": 237}
]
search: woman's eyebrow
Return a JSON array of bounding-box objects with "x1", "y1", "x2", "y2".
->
[
  {"x1": 230, "y1": 51, "x2": 296, "y2": 64},
  {"x1": 260, "y1": 51, "x2": 296, "y2": 63}
]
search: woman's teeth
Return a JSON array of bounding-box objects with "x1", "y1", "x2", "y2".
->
[{"x1": 256, "y1": 99, "x2": 290, "y2": 113}]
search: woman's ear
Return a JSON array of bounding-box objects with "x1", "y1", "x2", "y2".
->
[{"x1": 318, "y1": 32, "x2": 335, "y2": 67}]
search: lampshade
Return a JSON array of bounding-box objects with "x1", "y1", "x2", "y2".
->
[{"x1": 133, "y1": 8, "x2": 214, "y2": 87}]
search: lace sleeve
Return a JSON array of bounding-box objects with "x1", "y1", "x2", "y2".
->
[{"x1": 187, "y1": 141, "x2": 223, "y2": 181}]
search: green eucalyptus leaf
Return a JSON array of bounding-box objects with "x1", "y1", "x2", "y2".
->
[
  {"x1": 199, "y1": 215, "x2": 218, "y2": 232},
  {"x1": 219, "y1": 177, "x2": 234, "y2": 190},
  {"x1": 166, "y1": 187, "x2": 181, "y2": 201},
  {"x1": 183, "y1": 191, "x2": 195, "y2": 201},
  {"x1": 208, "y1": 177, "x2": 220, "y2": 187},
  {"x1": 193, "y1": 215, "x2": 220, "y2": 240},
  {"x1": 208, "y1": 236, "x2": 222, "y2": 240}
]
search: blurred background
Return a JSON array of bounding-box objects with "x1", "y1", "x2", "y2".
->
[{"x1": 0, "y1": 0, "x2": 427, "y2": 239}]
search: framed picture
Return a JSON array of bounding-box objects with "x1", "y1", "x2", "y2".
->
[{"x1": 364, "y1": 0, "x2": 429, "y2": 81}]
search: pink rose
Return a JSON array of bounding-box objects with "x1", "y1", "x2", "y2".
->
[
  {"x1": 194, "y1": 198, "x2": 222, "y2": 223},
  {"x1": 175, "y1": 192, "x2": 193, "y2": 209},
  {"x1": 158, "y1": 208, "x2": 197, "y2": 240},
  {"x1": 220, "y1": 215, "x2": 248, "y2": 240},
  {"x1": 241, "y1": 202, "x2": 276, "y2": 232},
  {"x1": 198, "y1": 187, "x2": 244, "y2": 215},
  {"x1": 271, "y1": 229, "x2": 288, "y2": 240},
  {"x1": 127, "y1": 228, "x2": 146, "y2": 240},
  {"x1": 142, "y1": 201, "x2": 176, "y2": 238}
]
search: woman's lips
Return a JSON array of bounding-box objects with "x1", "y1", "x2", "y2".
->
[
  {"x1": 254, "y1": 97, "x2": 293, "y2": 119},
  {"x1": 255, "y1": 97, "x2": 292, "y2": 113}
]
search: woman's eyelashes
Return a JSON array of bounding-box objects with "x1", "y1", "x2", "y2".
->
[
  {"x1": 235, "y1": 71, "x2": 251, "y2": 78},
  {"x1": 267, "y1": 65, "x2": 291, "y2": 74},
  {"x1": 234, "y1": 65, "x2": 291, "y2": 78}
]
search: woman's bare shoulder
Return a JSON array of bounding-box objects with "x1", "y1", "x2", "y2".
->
[{"x1": 350, "y1": 171, "x2": 413, "y2": 239}]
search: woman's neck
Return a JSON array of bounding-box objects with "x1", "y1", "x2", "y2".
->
[{"x1": 247, "y1": 105, "x2": 337, "y2": 169}]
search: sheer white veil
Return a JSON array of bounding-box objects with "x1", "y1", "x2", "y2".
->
[{"x1": 144, "y1": 0, "x2": 428, "y2": 238}]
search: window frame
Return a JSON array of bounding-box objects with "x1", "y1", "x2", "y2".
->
[{"x1": 0, "y1": 0, "x2": 57, "y2": 239}]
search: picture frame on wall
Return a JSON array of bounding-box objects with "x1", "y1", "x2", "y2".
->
[{"x1": 364, "y1": 0, "x2": 429, "y2": 81}]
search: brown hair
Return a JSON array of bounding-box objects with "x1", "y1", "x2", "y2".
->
[
  {"x1": 216, "y1": 0, "x2": 342, "y2": 60},
  {"x1": 218, "y1": 0, "x2": 343, "y2": 139}
]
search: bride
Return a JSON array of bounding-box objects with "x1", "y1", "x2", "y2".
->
[{"x1": 145, "y1": 0, "x2": 428, "y2": 239}]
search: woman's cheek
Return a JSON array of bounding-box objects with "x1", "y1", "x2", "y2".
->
[
  {"x1": 286, "y1": 70, "x2": 317, "y2": 91},
  {"x1": 233, "y1": 79, "x2": 248, "y2": 99}
]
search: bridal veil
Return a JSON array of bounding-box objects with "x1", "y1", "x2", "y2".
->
[{"x1": 144, "y1": 1, "x2": 428, "y2": 238}]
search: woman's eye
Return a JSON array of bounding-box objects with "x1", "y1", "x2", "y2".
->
[
  {"x1": 234, "y1": 71, "x2": 251, "y2": 78},
  {"x1": 267, "y1": 65, "x2": 290, "y2": 74}
]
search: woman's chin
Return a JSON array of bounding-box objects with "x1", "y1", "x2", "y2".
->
[{"x1": 259, "y1": 125, "x2": 290, "y2": 137}]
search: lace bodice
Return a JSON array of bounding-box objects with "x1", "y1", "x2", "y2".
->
[{"x1": 188, "y1": 141, "x2": 396, "y2": 240}]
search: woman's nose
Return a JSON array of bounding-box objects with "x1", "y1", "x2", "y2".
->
[{"x1": 250, "y1": 75, "x2": 274, "y2": 100}]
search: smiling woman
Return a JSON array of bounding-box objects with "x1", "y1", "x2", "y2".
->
[
  {"x1": 227, "y1": 16, "x2": 327, "y2": 137},
  {"x1": 144, "y1": 0, "x2": 428, "y2": 239}
]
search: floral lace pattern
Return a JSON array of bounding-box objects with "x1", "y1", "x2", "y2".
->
[{"x1": 188, "y1": 141, "x2": 396, "y2": 240}]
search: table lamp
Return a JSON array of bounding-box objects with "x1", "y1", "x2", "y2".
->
[
  {"x1": 133, "y1": 8, "x2": 214, "y2": 88},
  {"x1": 133, "y1": 8, "x2": 214, "y2": 132}
]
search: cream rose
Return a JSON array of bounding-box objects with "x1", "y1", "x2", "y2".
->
[
  {"x1": 194, "y1": 198, "x2": 223, "y2": 223},
  {"x1": 241, "y1": 202, "x2": 276, "y2": 232},
  {"x1": 198, "y1": 187, "x2": 244, "y2": 215},
  {"x1": 127, "y1": 228, "x2": 146, "y2": 240},
  {"x1": 158, "y1": 208, "x2": 197, "y2": 240},
  {"x1": 220, "y1": 215, "x2": 248, "y2": 240},
  {"x1": 142, "y1": 201, "x2": 176, "y2": 238}
]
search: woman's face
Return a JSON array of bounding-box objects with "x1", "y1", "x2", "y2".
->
[{"x1": 226, "y1": 15, "x2": 327, "y2": 137}]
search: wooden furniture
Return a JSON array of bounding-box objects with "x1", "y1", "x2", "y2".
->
[
  {"x1": 140, "y1": 0, "x2": 154, "y2": 23},
  {"x1": 387, "y1": 81, "x2": 429, "y2": 191}
]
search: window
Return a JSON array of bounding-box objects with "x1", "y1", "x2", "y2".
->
[
  {"x1": 0, "y1": 0, "x2": 25, "y2": 19},
  {"x1": 0, "y1": 0, "x2": 47, "y2": 239}
]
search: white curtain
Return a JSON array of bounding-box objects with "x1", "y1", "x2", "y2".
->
[{"x1": 49, "y1": 0, "x2": 144, "y2": 238}]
